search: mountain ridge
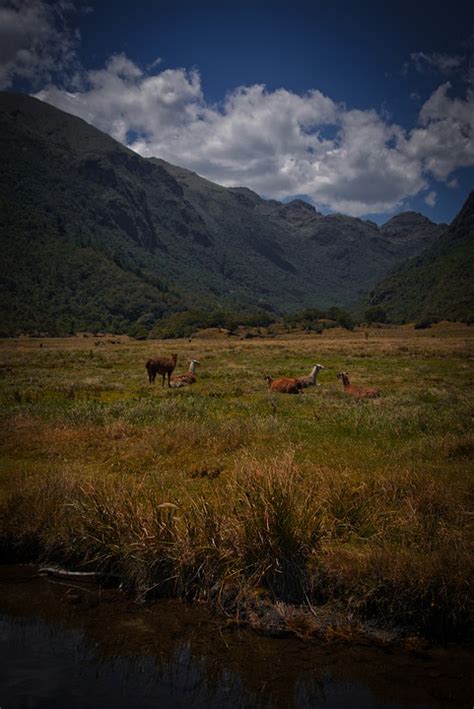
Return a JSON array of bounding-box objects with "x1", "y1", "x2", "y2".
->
[{"x1": 0, "y1": 91, "x2": 452, "y2": 334}]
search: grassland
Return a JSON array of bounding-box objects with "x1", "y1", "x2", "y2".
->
[{"x1": 0, "y1": 323, "x2": 473, "y2": 642}]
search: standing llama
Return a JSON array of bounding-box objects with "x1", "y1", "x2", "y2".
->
[{"x1": 146, "y1": 354, "x2": 178, "y2": 387}]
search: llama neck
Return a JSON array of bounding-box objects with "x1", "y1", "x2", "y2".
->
[
  {"x1": 309, "y1": 366, "x2": 318, "y2": 382},
  {"x1": 189, "y1": 361, "x2": 196, "y2": 374},
  {"x1": 341, "y1": 374, "x2": 350, "y2": 389}
]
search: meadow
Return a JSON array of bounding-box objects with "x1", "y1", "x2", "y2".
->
[{"x1": 0, "y1": 323, "x2": 473, "y2": 641}]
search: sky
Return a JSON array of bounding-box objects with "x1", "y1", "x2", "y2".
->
[{"x1": 1, "y1": 0, "x2": 473, "y2": 224}]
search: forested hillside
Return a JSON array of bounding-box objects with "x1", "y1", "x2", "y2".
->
[{"x1": 0, "y1": 92, "x2": 447, "y2": 334}]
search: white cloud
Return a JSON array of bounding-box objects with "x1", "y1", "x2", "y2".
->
[
  {"x1": 0, "y1": 0, "x2": 78, "y2": 89},
  {"x1": 424, "y1": 190, "x2": 437, "y2": 206},
  {"x1": 36, "y1": 57, "x2": 433, "y2": 216},
  {"x1": 2, "y1": 6, "x2": 471, "y2": 217},
  {"x1": 402, "y1": 83, "x2": 474, "y2": 179},
  {"x1": 36, "y1": 54, "x2": 204, "y2": 143}
]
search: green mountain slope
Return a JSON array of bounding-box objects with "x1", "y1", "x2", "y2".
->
[
  {"x1": 368, "y1": 191, "x2": 474, "y2": 322},
  {"x1": 0, "y1": 91, "x2": 446, "y2": 334}
]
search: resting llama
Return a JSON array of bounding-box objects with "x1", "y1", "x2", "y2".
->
[
  {"x1": 296, "y1": 364, "x2": 325, "y2": 388},
  {"x1": 170, "y1": 359, "x2": 201, "y2": 388},
  {"x1": 265, "y1": 375, "x2": 303, "y2": 394},
  {"x1": 336, "y1": 371, "x2": 380, "y2": 398}
]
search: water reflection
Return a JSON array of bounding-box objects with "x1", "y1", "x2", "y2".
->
[{"x1": 0, "y1": 566, "x2": 471, "y2": 708}]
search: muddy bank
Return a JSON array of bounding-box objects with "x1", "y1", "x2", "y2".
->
[{"x1": 1, "y1": 565, "x2": 472, "y2": 708}]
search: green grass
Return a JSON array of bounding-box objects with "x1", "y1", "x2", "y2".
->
[{"x1": 0, "y1": 323, "x2": 473, "y2": 640}]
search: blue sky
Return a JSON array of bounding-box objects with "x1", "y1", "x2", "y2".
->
[{"x1": 1, "y1": 0, "x2": 473, "y2": 223}]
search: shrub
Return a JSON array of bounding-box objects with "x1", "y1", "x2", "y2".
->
[
  {"x1": 127, "y1": 324, "x2": 149, "y2": 340},
  {"x1": 414, "y1": 319, "x2": 433, "y2": 330}
]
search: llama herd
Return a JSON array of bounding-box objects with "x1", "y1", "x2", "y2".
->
[{"x1": 145, "y1": 355, "x2": 380, "y2": 398}]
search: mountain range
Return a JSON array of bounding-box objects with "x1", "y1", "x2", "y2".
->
[{"x1": 0, "y1": 91, "x2": 469, "y2": 335}]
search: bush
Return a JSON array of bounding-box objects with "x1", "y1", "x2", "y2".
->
[
  {"x1": 414, "y1": 319, "x2": 433, "y2": 330},
  {"x1": 337, "y1": 311, "x2": 355, "y2": 331},
  {"x1": 127, "y1": 323, "x2": 149, "y2": 340}
]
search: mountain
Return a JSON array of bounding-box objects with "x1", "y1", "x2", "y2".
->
[
  {"x1": 0, "y1": 91, "x2": 445, "y2": 334},
  {"x1": 368, "y1": 192, "x2": 474, "y2": 323},
  {"x1": 380, "y1": 211, "x2": 447, "y2": 258}
]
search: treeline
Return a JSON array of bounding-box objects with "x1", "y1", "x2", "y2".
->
[
  {"x1": 283, "y1": 307, "x2": 355, "y2": 331},
  {"x1": 132, "y1": 306, "x2": 358, "y2": 340},
  {"x1": 134, "y1": 305, "x2": 470, "y2": 340},
  {"x1": 134, "y1": 309, "x2": 278, "y2": 340}
]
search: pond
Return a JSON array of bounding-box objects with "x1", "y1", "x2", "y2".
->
[{"x1": 0, "y1": 566, "x2": 471, "y2": 708}]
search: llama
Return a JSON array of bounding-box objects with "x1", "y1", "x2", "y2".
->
[
  {"x1": 297, "y1": 364, "x2": 325, "y2": 389},
  {"x1": 170, "y1": 359, "x2": 201, "y2": 388},
  {"x1": 265, "y1": 375, "x2": 303, "y2": 394},
  {"x1": 146, "y1": 353, "x2": 178, "y2": 386},
  {"x1": 336, "y1": 371, "x2": 380, "y2": 398}
]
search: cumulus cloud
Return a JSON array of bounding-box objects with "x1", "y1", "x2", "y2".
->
[
  {"x1": 0, "y1": 0, "x2": 79, "y2": 89},
  {"x1": 37, "y1": 58, "x2": 474, "y2": 216},
  {"x1": 2, "y1": 6, "x2": 472, "y2": 216},
  {"x1": 402, "y1": 83, "x2": 474, "y2": 179},
  {"x1": 36, "y1": 56, "x2": 431, "y2": 215},
  {"x1": 37, "y1": 54, "x2": 204, "y2": 143}
]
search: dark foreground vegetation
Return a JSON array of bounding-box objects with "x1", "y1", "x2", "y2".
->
[{"x1": 0, "y1": 324, "x2": 473, "y2": 643}]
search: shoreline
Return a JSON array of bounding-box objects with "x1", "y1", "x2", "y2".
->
[
  {"x1": 1, "y1": 554, "x2": 471, "y2": 649},
  {"x1": 2, "y1": 562, "x2": 472, "y2": 651}
]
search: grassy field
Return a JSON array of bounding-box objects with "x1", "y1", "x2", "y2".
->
[{"x1": 0, "y1": 323, "x2": 473, "y2": 641}]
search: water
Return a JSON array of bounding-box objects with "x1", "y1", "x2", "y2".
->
[{"x1": 0, "y1": 566, "x2": 471, "y2": 708}]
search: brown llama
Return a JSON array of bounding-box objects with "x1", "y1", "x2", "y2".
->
[
  {"x1": 146, "y1": 353, "x2": 178, "y2": 386},
  {"x1": 336, "y1": 371, "x2": 380, "y2": 398},
  {"x1": 265, "y1": 375, "x2": 303, "y2": 394}
]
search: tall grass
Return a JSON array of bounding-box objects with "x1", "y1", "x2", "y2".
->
[
  {"x1": 229, "y1": 454, "x2": 321, "y2": 601},
  {"x1": 1, "y1": 452, "x2": 471, "y2": 639},
  {"x1": 0, "y1": 326, "x2": 473, "y2": 641}
]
